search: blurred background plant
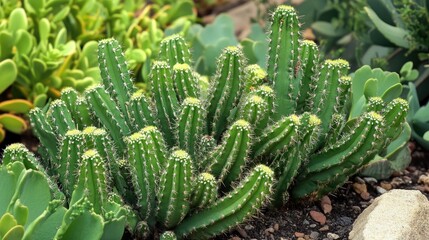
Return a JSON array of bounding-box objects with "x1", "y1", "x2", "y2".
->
[
  {"x1": 0, "y1": 0, "x2": 195, "y2": 144},
  {"x1": 0, "y1": 0, "x2": 196, "y2": 108}
]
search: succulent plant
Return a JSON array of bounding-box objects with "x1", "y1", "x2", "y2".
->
[
  {"x1": 21, "y1": 4, "x2": 409, "y2": 239},
  {"x1": 0, "y1": 60, "x2": 32, "y2": 143}
]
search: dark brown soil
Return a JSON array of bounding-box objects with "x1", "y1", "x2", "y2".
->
[{"x1": 219, "y1": 143, "x2": 429, "y2": 240}]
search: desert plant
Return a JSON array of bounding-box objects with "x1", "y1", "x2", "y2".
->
[{"x1": 24, "y1": 5, "x2": 409, "y2": 239}]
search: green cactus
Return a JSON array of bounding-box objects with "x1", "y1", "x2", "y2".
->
[
  {"x1": 157, "y1": 150, "x2": 192, "y2": 229},
  {"x1": 267, "y1": 5, "x2": 300, "y2": 119},
  {"x1": 177, "y1": 97, "x2": 205, "y2": 160},
  {"x1": 292, "y1": 112, "x2": 385, "y2": 199},
  {"x1": 23, "y1": 6, "x2": 411, "y2": 238},
  {"x1": 206, "y1": 46, "x2": 246, "y2": 140},
  {"x1": 206, "y1": 120, "x2": 251, "y2": 188},
  {"x1": 190, "y1": 173, "x2": 218, "y2": 209},
  {"x1": 174, "y1": 164, "x2": 274, "y2": 239}
]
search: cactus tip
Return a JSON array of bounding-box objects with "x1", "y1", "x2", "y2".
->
[
  {"x1": 339, "y1": 76, "x2": 352, "y2": 84},
  {"x1": 141, "y1": 125, "x2": 157, "y2": 133},
  {"x1": 308, "y1": 115, "x2": 322, "y2": 126},
  {"x1": 290, "y1": 114, "x2": 301, "y2": 126},
  {"x1": 366, "y1": 111, "x2": 384, "y2": 124},
  {"x1": 183, "y1": 97, "x2": 201, "y2": 106},
  {"x1": 302, "y1": 39, "x2": 317, "y2": 47},
  {"x1": 65, "y1": 129, "x2": 82, "y2": 136},
  {"x1": 325, "y1": 59, "x2": 350, "y2": 69},
  {"x1": 171, "y1": 150, "x2": 190, "y2": 162},
  {"x1": 233, "y1": 119, "x2": 251, "y2": 129},
  {"x1": 255, "y1": 164, "x2": 274, "y2": 178},
  {"x1": 275, "y1": 5, "x2": 296, "y2": 14},
  {"x1": 83, "y1": 149, "x2": 99, "y2": 159},
  {"x1": 173, "y1": 63, "x2": 191, "y2": 71}
]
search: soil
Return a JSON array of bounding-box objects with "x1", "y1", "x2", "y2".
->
[{"x1": 219, "y1": 143, "x2": 429, "y2": 240}]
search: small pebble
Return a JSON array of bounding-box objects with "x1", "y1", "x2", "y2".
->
[
  {"x1": 274, "y1": 223, "x2": 279, "y2": 231},
  {"x1": 319, "y1": 225, "x2": 329, "y2": 231},
  {"x1": 309, "y1": 224, "x2": 317, "y2": 228},
  {"x1": 295, "y1": 232, "x2": 305, "y2": 238},
  {"x1": 403, "y1": 176, "x2": 412, "y2": 183},
  {"x1": 310, "y1": 210, "x2": 326, "y2": 225},
  {"x1": 360, "y1": 191, "x2": 371, "y2": 200},
  {"x1": 352, "y1": 206, "x2": 361, "y2": 212},
  {"x1": 303, "y1": 219, "x2": 310, "y2": 225},
  {"x1": 380, "y1": 181, "x2": 392, "y2": 190},
  {"x1": 363, "y1": 177, "x2": 377, "y2": 184},
  {"x1": 310, "y1": 231, "x2": 319, "y2": 239},
  {"x1": 298, "y1": 238, "x2": 305, "y2": 240},
  {"x1": 353, "y1": 182, "x2": 367, "y2": 194},
  {"x1": 327, "y1": 232, "x2": 340, "y2": 239},
  {"x1": 244, "y1": 225, "x2": 254, "y2": 230},
  {"x1": 264, "y1": 227, "x2": 274, "y2": 235},
  {"x1": 376, "y1": 186, "x2": 387, "y2": 194},
  {"x1": 230, "y1": 237, "x2": 241, "y2": 240},
  {"x1": 304, "y1": 235, "x2": 311, "y2": 240},
  {"x1": 391, "y1": 177, "x2": 404, "y2": 187}
]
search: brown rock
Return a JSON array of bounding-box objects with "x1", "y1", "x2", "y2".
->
[
  {"x1": 264, "y1": 227, "x2": 274, "y2": 236},
  {"x1": 380, "y1": 181, "x2": 392, "y2": 190},
  {"x1": 360, "y1": 191, "x2": 371, "y2": 200},
  {"x1": 320, "y1": 195, "x2": 332, "y2": 214},
  {"x1": 415, "y1": 185, "x2": 429, "y2": 193},
  {"x1": 310, "y1": 210, "x2": 326, "y2": 225},
  {"x1": 298, "y1": 238, "x2": 305, "y2": 240},
  {"x1": 353, "y1": 182, "x2": 367, "y2": 194},
  {"x1": 418, "y1": 174, "x2": 429, "y2": 186},
  {"x1": 230, "y1": 237, "x2": 241, "y2": 240},
  {"x1": 295, "y1": 232, "x2": 305, "y2": 238}
]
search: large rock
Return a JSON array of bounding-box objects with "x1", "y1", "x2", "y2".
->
[{"x1": 349, "y1": 189, "x2": 429, "y2": 240}]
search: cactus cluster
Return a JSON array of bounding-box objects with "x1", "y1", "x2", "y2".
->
[{"x1": 3, "y1": 4, "x2": 409, "y2": 239}]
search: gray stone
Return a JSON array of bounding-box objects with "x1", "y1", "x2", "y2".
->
[
  {"x1": 310, "y1": 231, "x2": 319, "y2": 239},
  {"x1": 327, "y1": 233, "x2": 339, "y2": 239},
  {"x1": 349, "y1": 189, "x2": 429, "y2": 240}
]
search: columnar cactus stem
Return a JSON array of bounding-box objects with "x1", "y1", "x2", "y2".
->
[
  {"x1": 197, "y1": 135, "x2": 217, "y2": 171},
  {"x1": 172, "y1": 63, "x2": 199, "y2": 103},
  {"x1": 250, "y1": 85, "x2": 275, "y2": 135},
  {"x1": 336, "y1": 76, "x2": 352, "y2": 115},
  {"x1": 85, "y1": 85, "x2": 131, "y2": 151},
  {"x1": 381, "y1": 98, "x2": 408, "y2": 145},
  {"x1": 310, "y1": 59, "x2": 350, "y2": 140},
  {"x1": 83, "y1": 127, "x2": 128, "y2": 200},
  {"x1": 242, "y1": 64, "x2": 267, "y2": 95},
  {"x1": 128, "y1": 91, "x2": 156, "y2": 131},
  {"x1": 157, "y1": 150, "x2": 192, "y2": 229},
  {"x1": 324, "y1": 113, "x2": 346, "y2": 147},
  {"x1": 49, "y1": 100, "x2": 76, "y2": 136},
  {"x1": 126, "y1": 130, "x2": 161, "y2": 223},
  {"x1": 366, "y1": 97, "x2": 384, "y2": 113},
  {"x1": 267, "y1": 5, "x2": 300, "y2": 119},
  {"x1": 158, "y1": 34, "x2": 192, "y2": 67},
  {"x1": 60, "y1": 87, "x2": 79, "y2": 118},
  {"x1": 252, "y1": 115, "x2": 301, "y2": 158},
  {"x1": 296, "y1": 40, "x2": 319, "y2": 112},
  {"x1": 58, "y1": 129, "x2": 85, "y2": 198},
  {"x1": 75, "y1": 97, "x2": 95, "y2": 129},
  {"x1": 190, "y1": 173, "x2": 218, "y2": 209},
  {"x1": 292, "y1": 112, "x2": 385, "y2": 199},
  {"x1": 98, "y1": 38, "x2": 136, "y2": 115},
  {"x1": 174, "y1": 164, "x2": 274, "y2": 239},
  {"x1": 29, "y1": 108, "x2": 58, "y2": 162},
  {"x1": 70, "y1": 149, "x2": 110, "y2": 214},
  {"x1": 236, "y1": 94, "x2": 268, "y2": 130},
  {"x1": 206, "y1": 46, "x2": 245, "y2": 140},
  {"x1": 150, "y1": 61, "x2": 179, "y2": 146},
  {"x1": 177, "y1": 98, "x2": 205, "y2": 160},
  {"x1": 272, "y1": 113, "x2": 321, "y2": 206},
  {"x1": 206, "y1": 120, "x2": 251, "y2": 188}
]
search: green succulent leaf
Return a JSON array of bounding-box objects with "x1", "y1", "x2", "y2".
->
[
  {"x1": 0, "y1": 114, "x2": 27, "y2": 134},
  {"x1": 0, "y1": 60, "x2": 18, "y2": 94}
]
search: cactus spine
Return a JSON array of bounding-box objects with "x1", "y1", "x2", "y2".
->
[{"x1": 174, "y1": 164, "x2": 274, "y2": 239}]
